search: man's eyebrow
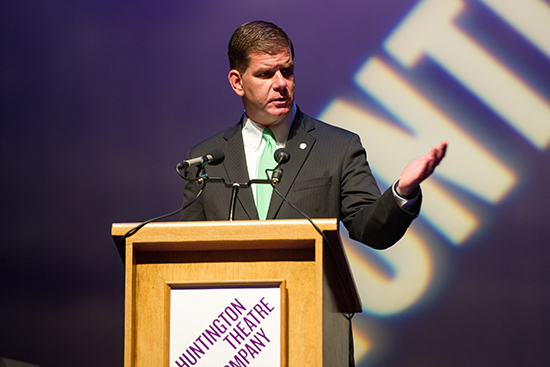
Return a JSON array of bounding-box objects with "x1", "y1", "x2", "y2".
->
[
  {"x1": 253, "y1": 61, "x2": 294, "y2": 75},
  {"x1": 255, "y1": 67, "x2": 273, "y2": 73}
]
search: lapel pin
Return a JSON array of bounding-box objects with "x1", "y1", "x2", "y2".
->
[{"x1": 299, "y1": 143, "x2": 307, "y2": 150}]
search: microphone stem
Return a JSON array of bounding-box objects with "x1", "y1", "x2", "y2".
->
[{"x1": 228, "y1": 183, "x2": 240, "y2": 221}]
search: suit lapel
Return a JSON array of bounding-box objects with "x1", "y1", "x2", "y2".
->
[
  {"x1": 267, "y1": 110, "x2": 316, "y2": 219},
  {"x1": 222, "y1": 120, "x2": 259, "y2": 220}
]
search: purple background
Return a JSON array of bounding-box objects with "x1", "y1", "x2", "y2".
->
[{"x1": 1, "y1": 1, "x2": 549, "y2": 366}]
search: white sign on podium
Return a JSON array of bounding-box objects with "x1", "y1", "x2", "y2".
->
[{"x1": 169, "y1": 282, "x2": 283, "y2": 367}]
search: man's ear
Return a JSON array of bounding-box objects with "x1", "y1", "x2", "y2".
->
[{"x1": 228, "y1": 69, "x2": 245, "y2": 97}]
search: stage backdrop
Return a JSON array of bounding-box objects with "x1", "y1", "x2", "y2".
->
[{"x1": 1, "y1": 1, "x2": 549, "y2": 366}]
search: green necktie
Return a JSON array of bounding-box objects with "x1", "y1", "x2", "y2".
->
[{"x1": 257, "y1": 127, "x2": 277, "y2": 220}]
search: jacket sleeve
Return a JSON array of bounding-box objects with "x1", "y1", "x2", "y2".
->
[{"x1": 339, "y1": 134, "x2": 421, "y2": 249}]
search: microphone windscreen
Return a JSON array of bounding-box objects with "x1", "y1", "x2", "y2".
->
[
  {"x1": 208, "y1": 149, "x2": 225, "y2": 165},
  {"x1": 274, "y1": 148, "x2": 290, "y2": 164}
]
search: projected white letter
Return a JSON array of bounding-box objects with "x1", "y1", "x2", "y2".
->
[
  {"x1": 479, "y1": 0, "x2": 550, "y2": 61},
  {"x1": 354, "y1": 57, "x2": 516, "y2": 204},
  {"x1": 384, "y1": 0, "x2": 550, "y2": 149}
]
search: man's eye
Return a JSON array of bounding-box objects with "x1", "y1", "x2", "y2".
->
[{"x1": 281, "y1": 68, "x2": 294, "y2": 78}]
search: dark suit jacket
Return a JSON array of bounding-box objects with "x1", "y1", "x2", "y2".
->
[{"x1": 180, "y1": 108, "x2": 420, "y2": 249}]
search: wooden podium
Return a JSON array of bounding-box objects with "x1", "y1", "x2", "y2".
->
[{"x1": 112, "y1": 219, "x2": 361, "y2": 367}]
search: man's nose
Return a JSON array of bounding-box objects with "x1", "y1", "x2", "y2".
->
[{"x1": 273, "y1": 70, "x2": 287, "y2": 89}]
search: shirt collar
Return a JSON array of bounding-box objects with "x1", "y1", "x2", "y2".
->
[{"x1": 242, "y1": 104, "x2": 296, "y2": 151}]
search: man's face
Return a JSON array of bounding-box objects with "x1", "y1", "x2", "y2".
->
[{"x1": 228, "y1": 47, "x2": 295, "y2": 126}]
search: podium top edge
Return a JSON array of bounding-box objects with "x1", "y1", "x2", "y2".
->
[{"x1": 111, "y1": 218, "x2": 338, "y2": 237}]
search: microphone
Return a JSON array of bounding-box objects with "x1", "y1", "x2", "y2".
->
[
  {"x1": 274, "y1": 148, "x2": 290, "y2": 165},
  {"x1": 177, "y1": 150, "x2": 225, "y2": 169},
  {"x1": 272, "y1": 148, "x2": 291, "y2": 184}
]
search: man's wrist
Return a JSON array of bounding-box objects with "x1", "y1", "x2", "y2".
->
[{"x1": 394, "y1": 180, "x2": 420, "y2": 200}]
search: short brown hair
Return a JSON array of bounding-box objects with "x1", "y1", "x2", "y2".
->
[{"x1": 228, "y1": 21, "x2": 294, "y2": 73}]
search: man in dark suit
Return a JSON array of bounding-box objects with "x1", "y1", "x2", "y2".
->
[{"x1": 180, "y1": 21, "x2": 447, "y2": 250}]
